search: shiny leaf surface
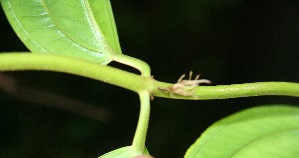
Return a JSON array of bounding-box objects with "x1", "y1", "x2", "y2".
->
[
  {"x1": 89, "y1": 0, "x2": 121, "y2": 53},
  {"x1": 185, "y1": 105, "x2": 299, "y2": 158},
  {"x1": 1, "y1": 0, "x2": 122, "y2": 65}
]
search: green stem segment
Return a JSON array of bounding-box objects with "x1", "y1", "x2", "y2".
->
[
  {"x1": 132, "y1": 91, "x2": 151, "y2": 154},
  {"x1": 0, "y1": 53, "x2": 152, "y2": 92},
  {"x1": 112, "y1": 53, "x2": 151, "y2": 76},
  {"x1": 1, "y1": 53, "x2": 299, "y2": 100},
  {"x1": 153, "y1": 82, "x2": 299, "y2": 100}
]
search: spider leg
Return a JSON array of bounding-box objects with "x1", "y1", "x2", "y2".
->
[
  {"x1": 177, "y1": 74, "x2": 186, "y2": 83},
  {"x1": 189, "y1": 71, "x2": 193, "y2": 80},
  {"x1": 194, "y1": 74, "x2": 200, "y2": 80}
]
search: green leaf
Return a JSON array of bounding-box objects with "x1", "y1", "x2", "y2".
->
[
  {"x1": 89, "y1": 0, "x2": 121, "y2": 53},
  {"x1": 1, "y1": 0, "x2": 121, "y2": 65},
  {"x1": 185, "y1": 105, "x2": 299, "y2": 158},
  {"x1": 99, "y1": 146, "x2": 150, "y2": 158}
]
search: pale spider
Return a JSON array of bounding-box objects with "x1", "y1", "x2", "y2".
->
[{"x1": 158, "y1": 71, "x2": 211, "y2": 97}]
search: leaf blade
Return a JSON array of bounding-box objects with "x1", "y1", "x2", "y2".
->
[
  {"x1": 88, "y1": 0, "x2": 122, "y2": 53},
  {"x1": 185, "y1": 105, "x2": 299, "y2": 158},
  {"x1": 1, "y1": 0, "x2": 121, "y2": 65}
]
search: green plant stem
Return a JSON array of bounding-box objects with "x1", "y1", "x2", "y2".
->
[
  {"x1": 153, "y1": 82, "x2": 299, "y2": 99},
  {"x1": 112, "y1": 53, "x2": 151, "y2": 76},
  {"x1": 0, "y1": 53, "x2": 153, "y2": 93},
  {"x1": 1, "y1": 53, "x2": 299, "y2": 100},
  {"x1": 132, "y1": 91, "x2": 150, "y2": 154}
]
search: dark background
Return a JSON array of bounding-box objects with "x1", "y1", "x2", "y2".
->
[{"x1": 1, "y1": 1, "x2": 299, "y2": 157}]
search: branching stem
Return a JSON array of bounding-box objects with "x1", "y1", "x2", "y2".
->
[
  {"x1": 1, "y1": 53, "x2": 299, "y2": 155},
  {"x1": 1, "y1": 53, "x2": 299, "y2": 100}
]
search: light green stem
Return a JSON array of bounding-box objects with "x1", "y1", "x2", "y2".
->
[
  {"x1": 132, "y1": 91, "x2": 150, "y2": 154},
  {"x1": 1, "y1": 53, "x2": 299, "y2": 100},
  {"x1": 112, "y1": 53, "x2": 151, "y2": 76},
  {"x1": 153, "y1": 81, "x2": 299, "y2": 100},
  {"x1": 0, "y1": 53, "x2": 153, "y2": 92}
]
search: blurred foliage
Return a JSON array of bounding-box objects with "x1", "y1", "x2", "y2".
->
[{"x1": 1, "y1": 0, "x2": 299, "y2": 157}]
